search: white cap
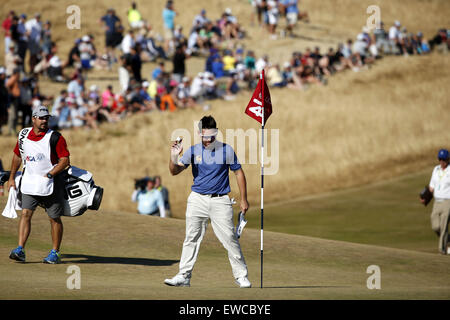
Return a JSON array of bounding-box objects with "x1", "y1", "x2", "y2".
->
[
  {"x1": 182, "y1": 76, "x2": 189, "y2": 82},
  {"x1": 198, "y1": 72, "x2": 204, "y2": 78},
  {"x1": 394, "y1": 20, "x2": 401, "y2": 27},
  {"x1": 283, "y1": 61, "x2": 291, "y2": 68},
  {"x1": 82, "y1": 35, "x2": 90, "y2": 42},
  {"x1": 225, "y1": 8, "x2": 232, "y2": 14},
  {"x1": 90, "y1": 84, "x2": 98, "y2": 91},
  {"x1": 142, "y1": 81, "x2": 149, "y2": 87},
  {"x1": 357, "y1": 33, "x2": 365, "y2": 41},
  {"x1": 49, "y1": 56, "x2": 61, "y2": 68},
  {"x1": 0, "y1": 67, "x2": 5, "y2": 74}
]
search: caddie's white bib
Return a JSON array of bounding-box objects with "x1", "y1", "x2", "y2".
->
[{"x1": 20, "y1": 128, "x2": 55, "y2": 196}]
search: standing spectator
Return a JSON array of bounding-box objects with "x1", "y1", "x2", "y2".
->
[
  {"x1": 19, "y1": 77, "x2": 33, "y2": 128},
  {"x1": 162, "y1": 0, "x2": 176, "y2": 54},
  {"x1": 130, "y1": 45, "x2": 142, "y2": 82},
  {"x1": 41, "y1": 20, "x2": 52, "y2": 55},
  {"x1": 121, "y1": 29, "x2": 135, "y2": 55},
  {"x1": 420, "y1": 149, "x2": 450, "y2": 255},
  {"x1": 6, "y1": 68, "x2": 20, "y2": 135},
  {"x1": 0, "y1": 67, "x2": 8, "y2": 135},
  {"x1": 16, "y1": 14, "x2": 28, "y2": 67},
  {"x1": 154, "y1": 176, "x2": 171, "y2": 217},
  {"x1": 389, "y1": 20, "x2": 403, "y2": 55},
  {"x1": 281, "y1": 0, "x2": 299, "y2": 37},
  {"x1": 172, "y1": 44, "x2": 189, "y2": 83},
  {"x1": 2, "y1": 11, "x2": 14, "y2": 54},
  {"x1": 118, "y1": 55, "x2": 130, "y2": 93},
  {"x1": 25, "y1": 13, "x2": 43, "y2": 73},
  {"x1": 100, "y1": 8, "x2": 122, "y2": 64},
  {"x1": 266, "y1": 0, "x2": 279, "y2": 39}
]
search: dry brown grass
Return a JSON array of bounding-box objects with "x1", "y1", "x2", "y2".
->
[{"x1": 0, "y1": 0, "x2": 449, "y2": 217}]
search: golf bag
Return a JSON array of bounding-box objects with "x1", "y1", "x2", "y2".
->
[{"x1": 0, "y1": 166, "x2": 103, "y2": 217}]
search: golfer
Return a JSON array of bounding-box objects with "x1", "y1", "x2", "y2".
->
[
  {"x1": 164, "y1": 115, "x2": 251, "y2": 288},
  {"x1": 421, "y1": 148, "x2": 450, "y2": 254},
  {"x1": 8, "y1": 106, "x2": 70, "y2": 264}
]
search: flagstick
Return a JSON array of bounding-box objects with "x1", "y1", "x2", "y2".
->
[{"x1": 260, "y1": 70, "x2": 265, "y2": 289}]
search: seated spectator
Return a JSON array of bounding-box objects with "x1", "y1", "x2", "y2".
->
[
  {"x1": 67, "y1": 76, "x2": 84, "y2": 98},
  {"x1": 193, "y1": 9, "x2": 209, "y2": 29},
  {"x1": 175, "y1": 76, "x2": 196, "y2": 108},
  {"x1": 267, "y1": 64, "x2": 286, "y2": 87},
  {"x1": 211, "y1": 54, "x2": 225, "y2": 78},
  {"x1": 63, "y1": 38, "x2": 81, "y2": 70},
  {"x1": 159, "y1": 86, "x2": 177, "y2": 112},
  {"x1": 58, "y1": 97, "x2": 72, "y2": 129},
  {"x1": 5, "y1": 43, "x2": 22, "y2": 76},
  {"x1": 131, "y1": 176, "x2": 166, "y2": 217},
  {"x1": 79, "y1": 35, "x2": 96, "y2": 70},
  {"x1": 69, "y1": 99, "x2": 88, "y2": 129},
  {"x1": 222, "y1": 49, "x2": 236, "y2": 75},
  {"x1": 127, "y1": 2, "x2": 144, "y2": 30}
]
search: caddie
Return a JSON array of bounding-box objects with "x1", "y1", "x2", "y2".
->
[
  {"x1": 8, "y1": 106, "x2": 70, "y2": 264},
  {"x1": 165, "y1": 115, "x2": 251, "y2": 288}
]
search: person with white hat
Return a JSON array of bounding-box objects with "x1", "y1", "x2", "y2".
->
[
  {"x1": 165, "y1": 115, "x2": 251, "y2": 288},
  {"x1": 8, "y1": 106, "x2": 71, "y2": 264}
]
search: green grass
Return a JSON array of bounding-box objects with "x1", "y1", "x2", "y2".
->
[{"x1": 245, "y1": 168, "x2": 438, "y2": 253}]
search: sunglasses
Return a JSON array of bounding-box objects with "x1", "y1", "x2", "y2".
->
[{"x1": 35, "y1": 116, "x2": 50, "y2": 120}]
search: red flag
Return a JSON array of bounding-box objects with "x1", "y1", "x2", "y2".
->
[{"x1": 245, "y1": 71, "x2": 272, "y2": 125}]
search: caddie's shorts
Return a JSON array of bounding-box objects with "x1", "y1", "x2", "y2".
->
[{"x1": 21, "y1": 176, "x2": 64, "y2": 219}]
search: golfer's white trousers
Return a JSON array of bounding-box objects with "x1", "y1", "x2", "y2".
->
[{"x1": 178, "y1": 191, "x2": 248, "y2": 279}]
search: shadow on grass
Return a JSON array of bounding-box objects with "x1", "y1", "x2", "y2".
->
[
  {"x1": 61, "y1": 253, "x2": 179, "y2": 266},
  {"x1": 264, "y1": 286, "x2": 352, "y2": 289}
]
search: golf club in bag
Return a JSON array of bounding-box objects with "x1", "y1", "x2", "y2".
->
[{"x1": 0, "y1": 166, "x2": 103, "y2": 217}]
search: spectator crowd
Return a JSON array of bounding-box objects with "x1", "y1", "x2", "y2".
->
[{"x1": 0, "y1": 0, "x2": 449, "y2": 135}]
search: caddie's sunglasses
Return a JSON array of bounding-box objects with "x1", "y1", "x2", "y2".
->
[{"x1": 35, "y1": 116, "x2": 50, "y2": 120}]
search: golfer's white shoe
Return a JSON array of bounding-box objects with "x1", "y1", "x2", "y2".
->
[
  {"x1": 235, "y1": 277, "x2": 252, "y2": 288},
  {"x1": 164, "y1": 275, "x2": 190, "y2": 287}
]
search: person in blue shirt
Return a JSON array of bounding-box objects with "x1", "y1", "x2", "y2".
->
[
  {"x1": 131, "y1": 177, "x2": 166, "y2": 217},
  {"x1": 162, "y1": 1, "x2": 176, "y2": 53},
  {"x1": 164, "y1": 115, "x2": 251, "y2": 288}
]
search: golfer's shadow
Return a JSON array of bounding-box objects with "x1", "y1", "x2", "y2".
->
[{"x1": 61, "y1": 253, "x2": 179, "y2": 267}]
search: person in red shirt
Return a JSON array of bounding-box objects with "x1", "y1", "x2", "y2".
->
[
  {"x1": 8, "y1": 106, "x2": 70, "y2": 264},
  {"x1": 2, "y1": 10, "x2": 15, "y2": 55}
]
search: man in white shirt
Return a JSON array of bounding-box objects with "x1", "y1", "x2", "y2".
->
[{"x1": 422, "y1": 149, "x2": 450, "y2": 254}]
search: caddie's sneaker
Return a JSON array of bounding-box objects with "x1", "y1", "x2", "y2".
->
[
  {"x1": 235, "y1": 277, "x2": 252, "y2": 288},
  {"x1": 164, "y1": 274, "x2": 190, "y2": 287},
  {"x1": 43, "y1": 249, "x2": 61, "y2": 264},
  {"x1": 9, "y1": 246, "x2": 25, "y2": 262}
]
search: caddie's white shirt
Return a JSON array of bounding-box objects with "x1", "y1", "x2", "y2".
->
[
  {"x1": 20, "y1": 128, "x2": 55, "y2": 196},
  {"x1": 429, "y1": 165, "x2": 450, "y2": 200}
]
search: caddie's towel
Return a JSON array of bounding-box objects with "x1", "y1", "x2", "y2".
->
[{"x1": 2, "y1": 187, "x2": 20, "y2": 219}]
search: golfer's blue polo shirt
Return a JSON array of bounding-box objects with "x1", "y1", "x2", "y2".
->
[{"x1": 179, "y1": 142, "x2": 241, "y2": 194}]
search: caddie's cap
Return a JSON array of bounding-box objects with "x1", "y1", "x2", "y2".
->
[
  {"x1": 32, "y1": 106, "x2": 50, "y2": 117},
  {"x1": 438, "y1": 149, "x2": 449, "y2": 160}
]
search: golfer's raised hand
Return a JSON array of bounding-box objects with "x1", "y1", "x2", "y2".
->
[{"x1": 171, "y1": 141, "x2": 183, "y2": 163}]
